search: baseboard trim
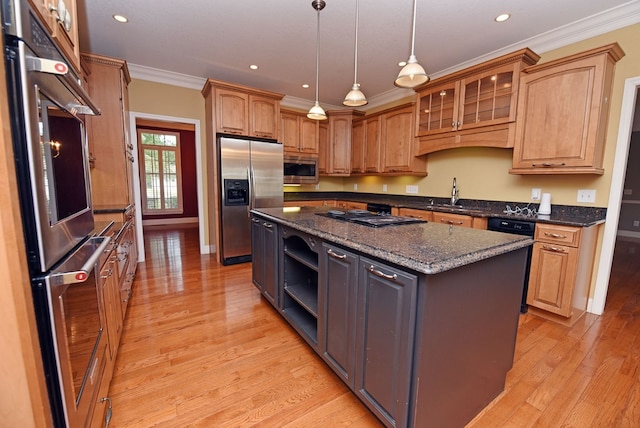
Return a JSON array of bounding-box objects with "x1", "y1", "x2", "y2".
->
[{"x1": 142, "y1": 217, "x2": 199, "y2": 226}]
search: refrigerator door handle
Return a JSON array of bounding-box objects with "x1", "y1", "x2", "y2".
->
[{"x1": 248, "y1": 165, "x2": 255, "y2": 216}]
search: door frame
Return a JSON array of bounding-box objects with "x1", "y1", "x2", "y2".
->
[
  {"x1": 129, "y1": 112, "x2": 206, "y2": 260},
  {"x1": 591, "y1": 76, "x2": 640, "y2": 314}
]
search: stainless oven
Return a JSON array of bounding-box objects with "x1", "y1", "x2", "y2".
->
[
  {"x1": 284, "y1": 155, "x2": 319, "y2": 184},
  {"x1": 2, "y1": 0, "x2": 104, "y2": 426}
]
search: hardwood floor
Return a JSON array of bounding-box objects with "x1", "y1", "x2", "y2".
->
[{"x1": 109, "y1": 226, "x2": 640, "y2": 427}]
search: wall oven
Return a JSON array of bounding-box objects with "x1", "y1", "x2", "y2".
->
[{"x1": 2, "y1": 0, "x2": 106, "y2": 426}]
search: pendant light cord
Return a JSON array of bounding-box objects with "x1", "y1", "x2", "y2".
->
[
  {"x1": 353, "y1": 0, "x2": 359, "y2": 85},
  {"x1": 314, "y1": 4, "x2": 321, "y2": 104},
  {"x1": 410, "y1": 0, "x2": 417, "y2": 56}
]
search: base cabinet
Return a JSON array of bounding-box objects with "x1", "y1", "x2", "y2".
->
[
  {"x1": 355, "y1": 257, "x2": 417, "y2": 428},
  {"x1": 251, "y1": 215, "x2": 279, "y2": 306}
]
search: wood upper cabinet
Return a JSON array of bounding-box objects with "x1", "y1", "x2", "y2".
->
[
  {"x1": 202, "y1": 79, "x2": 283, "y2": 139},
  {"x1": 318, "y1": 121, "x2": 329, "y2": 174},
  {"x1": 526, "y1": 223, "x2": 598, "y2": 322},
  {"x1": 81, "y1": 53, "x2": 133, "y2": 208},
  {"x1": 351, "y1": 115, "x2": 382, "y2": 174},
  {"x1": 280, "y1": 109, "x2": 319, "y2": 155},
  {"x1": 511, "y1": 44, "x2": 624, "y2": 175},
  {"x1": 415, "y1": 48, "x2": 539, "y2": 155},
  {"x1": 325, "y1": 110, "x2": 364, "y2": 176},
  {"x1": 29, "y1": 0, "x2": 81, "y2": 71},
  {"x1": 382, "y1": 104, "x2": 425, "y2": 174}
]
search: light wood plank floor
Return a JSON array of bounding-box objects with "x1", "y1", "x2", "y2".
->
[{"x1": 108, "y1": 225, "x2": 640, "y2": 427}]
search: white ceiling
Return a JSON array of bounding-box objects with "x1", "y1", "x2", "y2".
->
[{"x1": 77, "y1": 0, "x2": 640, "y2": 109}]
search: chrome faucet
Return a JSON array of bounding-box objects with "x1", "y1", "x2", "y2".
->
[{"x1": 451, "y1": 177, "x2": 459, "y2": 205}]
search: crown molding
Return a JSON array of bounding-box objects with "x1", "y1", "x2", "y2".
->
[{"x1": 128, "y1": 63, "x2": 206, "y2": 90}]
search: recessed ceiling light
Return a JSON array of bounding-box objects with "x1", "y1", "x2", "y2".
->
[
  {"x1": 302, "y1": 84, "x2": 310, "y2": 89},
  {"x1": 495, "y1": 13, "x2": 510, "y2": 22},
  {"x1": 113, "y1": 14, "x2": 128, "y2": 23},
  {"x1": 249, "y1": 65, "x2": 258, "y2": 70},
  {"x1": 398, "y1": 61, "x2": 407, "y2": 67}
]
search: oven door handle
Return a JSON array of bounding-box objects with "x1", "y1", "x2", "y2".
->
[{"x1": 47, "y1": 236, "x2": 112, "y2": 285}]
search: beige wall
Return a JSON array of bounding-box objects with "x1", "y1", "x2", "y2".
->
[{"x1": 127, "y1": 80, "x2": 210, "y2": 242}]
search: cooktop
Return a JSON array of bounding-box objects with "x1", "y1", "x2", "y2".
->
[{"x1": 315, "y1": 209, "x2": 428, "y2": 228}]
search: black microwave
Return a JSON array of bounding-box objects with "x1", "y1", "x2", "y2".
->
[{"x1": 284, "y1": 156, "x2": 319, "y2": 184}]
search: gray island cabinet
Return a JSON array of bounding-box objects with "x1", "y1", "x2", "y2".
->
[{"x1": 251, "y1": 207, "x2": 533, "y2": 428}]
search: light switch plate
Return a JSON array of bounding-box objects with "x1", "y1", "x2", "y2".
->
[
  {"x1": 383, "y1": 184, "x2": 388, "y2": 192},
  {"x1": 406, "y1": 185, "x2": 418, "y2": 194},
  {"x1": 577, "y1": 189, "x2": 596, "y2": 203},
  {"x1": 531, "y1": 188, "x2": 541, "y2": 201},
  {"x1": 353, "y1": 184, "x2": 358, "y2": 191}
]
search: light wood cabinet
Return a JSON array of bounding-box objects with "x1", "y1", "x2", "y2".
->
[
  {"x1": 526, "y1": 223, "x2": 598, "y2": 323},
  {"x1": 350, "y1": 119, "x2": 366, "y2": 173},
  {"x1": 324, "y1": 110, "x2": 364, "y2": 175},
  {"x1": 415, "y1": 48, "x2": 539, "y2": 155},
  {"x1": 397, "y1": 207, "x2": 433, "y2": 221},
  {"x1": 431, "y1": 211, "x2": 487, "y2": 229},
  {"x1": 351, "y1": 115, "x2": 383, "y2": 174},
  {"x1": 335, "y1": 201, "x2": 367, "y2": 210},
  {"x1": 511, "y1": 44, "x2": 624, "y2": 174},
  {"x1": 283, "y1": 200, "x2": 335, "y2": 208},
  {"x1": 381, "y1": 104, "x2": 426, "y2": 174},
  {"x1": 202, "y1": 79, "x2": 283, "y2": 139},
  {"x1": 318, "y1": 122, "x2": 329, "y2": 174},
  {"x1": 280, "y1": 109, "x2": 319, "y2": 155},
  {"x1": 81, "y1": 53, "x2": 134, "y2": 208},
  {"x1": 29, "y1": 0, "x2": 81, "y2": 71}
]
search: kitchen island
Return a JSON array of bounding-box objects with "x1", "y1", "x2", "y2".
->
[{"x1": 251, "y1": 206, "x2": 533, "y2": 428}]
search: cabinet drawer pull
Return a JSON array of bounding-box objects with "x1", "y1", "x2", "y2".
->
[
  {"x1": 263, "y1": 222, "x2": 273, "y2": 228},
  {"x1": 327, "y1": 249, "x2": 347, "y2": 259},
  {"x1": 369, "y1": 265, "x2": 397, "y2": 281},
  {"x1": 440, "y1": 219, "x2": 464, "y2": 225},
  {"x1": 251, "y1": 218, "x2": 260, "y2": 223},
  {"x1": 542, "y1": 245, "x2": 566, "y2": 253},
  {"x1": 544, "y1": 232, "x2": 567, "y2": 239},
  {"x1": 531, "y1": 162, "x2": 567, "y2": 167}
]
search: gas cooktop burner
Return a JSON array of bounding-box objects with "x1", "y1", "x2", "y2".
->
[{"x1": 316, "y1": 209, "x2": 427, "y2": 228}]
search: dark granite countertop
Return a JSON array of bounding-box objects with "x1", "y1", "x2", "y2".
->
[
  {"x1": 253, "y1": 207, "x2": 533, "y2": 275},
  {"x1": 284, "y1": 192, "x2": 606, "y2": 227}
]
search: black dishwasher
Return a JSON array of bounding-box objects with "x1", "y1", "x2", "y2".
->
[{"x1": 487, "y1": 218, "x2": 535, "y2": 313}]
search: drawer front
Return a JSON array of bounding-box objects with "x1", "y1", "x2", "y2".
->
[
  {"x1": 535, "y1": 224, "x2": 581, "y2": 247},
  {"x1": 398, "y1": 208, "x2": 433, "y2": 221},
  {"x1": 432, "y1": 212, "x2": 473, "y2": 228}
]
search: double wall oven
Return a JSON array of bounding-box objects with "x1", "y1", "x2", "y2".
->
[{"x1": 2, "y1": 0, "x2": 108, "y2": 426}]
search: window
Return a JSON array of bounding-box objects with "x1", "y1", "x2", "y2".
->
[{"x1": 138, "y1": 129, "x2": 183, "y2": 215}]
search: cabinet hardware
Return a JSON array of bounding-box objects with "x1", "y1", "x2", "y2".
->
[
  {"x1": 531, "y1": 162, "x2": 566, "y2": 167},
  {"x1": 327, "y1": 249, "x2": 347, "y2": 259},
  {"x1": 544, "y1": 232, "x2": 567, "y2": 239},
  {"x1": 369, "y1": 265, "x2": 398, "y2": 281},
  {"x1": 100, "y1": 397, "x2": 113, "y2": 427},
  {"x1": 251, "y1": 218, "x2": 260, "y2": 223},
  {"x1": 440, "y1": 219, "x2": 464, "y2": 225},
  {"x1": 542, "y1": 245, "x2": 566, "y2": 253},
  {"x1": 263, "y1": 222, "x2": 273, "y2": 228}
]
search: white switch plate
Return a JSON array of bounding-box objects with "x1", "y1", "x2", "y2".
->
[
  {"x1": 531, "y1": 188, "x2": 541, "y2": 201},
  {"x1": 406, "y1": 185, "x2": 418, "y2": 194},
  {"x1": 383, "y1": 184, "x2": 388, "y2": 192},
  {"x1": 577, "y1": 189, "x2": 596, "y2": 203},
  {"x1": 353, "y1": 184, "x2": 358, "y2": 191}
]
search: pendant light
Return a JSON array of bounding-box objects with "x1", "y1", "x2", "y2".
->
[
  {"x1": 394, "y1": 0, "x2": 429, "y2": 88},
  {"x1": 308, "y1": 0, "x2": 328, "y2": 120},
  {"x1": 343, "y1": 0, "x2": 367, "y2": 106}
]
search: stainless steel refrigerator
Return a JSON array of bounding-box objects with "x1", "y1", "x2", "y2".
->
[{"x1": 218, "y1": 135, "x2": 283, "y2": 265}]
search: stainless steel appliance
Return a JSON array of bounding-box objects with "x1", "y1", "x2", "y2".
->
[
  {"x1": 316, "y1": 202, "x2": 428, "y2": 227},
  {"x1": 487, "y1": 217, "x2": 536, "y2": 313},
  {"x1": 218, "y1": 135, "x2": 283, "y2": 265},
  {"x1": 283, "y1": 155, "x2": 318, "y2": 184},
  {"x1": 2, "y1": 0, "x2": 106, "y2": 425}
]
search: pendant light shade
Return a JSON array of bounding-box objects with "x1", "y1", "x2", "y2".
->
[
  {"x1": 308, "y1": 0, "x2": 327, "y2": 120},
  {"x1": 343, "y1": 0, "x2": 367, "y2": 106},
  {"x1": 395, "y1": 0, "x2": 429, "y2": 88}
]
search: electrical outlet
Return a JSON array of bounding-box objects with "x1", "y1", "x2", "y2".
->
[
  {"x1": 315, "y1": 183, "x2": 320, "y2": 190},
  {"x1": 353, "y1": 184, "x2": 358, "y2": 191},
  {"x1": 634, "y1": 220, "x2": 640, "y2": 227},
  {"x1": 383, "y1": 184, "x2": 388, "y2": 192},
  {"x1": 406, "y1": 185, "x2": 418, "y2": 194},
  {"x1": 577, "y1": 189, "x2": 596, "y2": 203},
  {"x1": 531, "y1": 188, "x2": 541, "y2": 201}
]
